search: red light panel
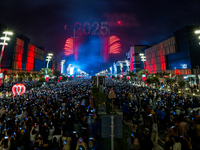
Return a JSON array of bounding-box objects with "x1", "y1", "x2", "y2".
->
[
  {"x1": 13, "y1": 38, "x2": 24, "y2": 70},
  {"x1": 64, "y1": 37, "x2": 74, "y2": 56},
  {"x1": 109, "y1": 36, "x2": 122, "y2": 54},
  {"x1": 26, "y1": 45, "x2": 35, "y2": 71}
]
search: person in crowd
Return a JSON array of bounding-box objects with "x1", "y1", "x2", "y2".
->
[
  {"x1": 140, "y1": 128, "x2": 154, "y2": 150},
  {"x1": 129, "y1": 133, "x2": 140, "y2": 150},
  {"x1": 179, "y1": 119, "x2": 187, "y2": 137},
  {"x1": 0, "y1": 136, "x2": 11, "y2": 150},
  {"x1": 173, "y1": 136, "x2": 181, "y2": 150},
  {"x1": 165, "y1": 133, "x2": 174, "y2": 150},
  {"x1": 195, "y1": 119, "x2": 200, "y2": 149},
  {"x1": 48, "y1": 122, "x2": 55, "y2": 145},
  {"x1": 88, "y1": 137, "x2": 99, "y2": 150},
  {"x1": 76, "y1": 137, "x2": 87, "y2": 150},
  {"x1": 62, "y1": 134, "x2": 71, "y2": 150},
  {"x1": 151, "y1": 117, "x2": 158, "y2": 148},
  {"x1": 157, "y1": 108, "x2": 166, "y2": 132},
  {"x1": 123, "y1": 103, "x2": 129, "y2": 121}
]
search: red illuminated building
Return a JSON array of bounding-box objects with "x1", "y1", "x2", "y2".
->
[
  {"x1": 126, "y1": 26, "x2": 200, "y2": 79},
  {"x1": 0, "y1": 23, "x2": 46, "y2": 75},
  {"x1": 126, "y1": 45, "x2": 148, "y2": 73}
]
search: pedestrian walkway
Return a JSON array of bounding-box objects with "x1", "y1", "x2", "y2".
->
[{"x1": 115, "y1": 108, "x2": 165, "y2": 150}]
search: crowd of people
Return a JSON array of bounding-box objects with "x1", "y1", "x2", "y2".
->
[
  {"x1": 0, "y1": 78, "x2": 200, "y2": 150},
  {"x1": 0, "y1": 79, "x2": 100, "y2": 150},
  {"x1": 106, "y1": 80, "x2": 200, "y2": 150}
]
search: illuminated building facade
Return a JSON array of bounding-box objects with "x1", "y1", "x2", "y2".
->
[
  {"x1": 0, "y1": 23, "x2": 45, "y2": 73},
  {"x1": 46, "y1": 59, "x2": 61, "y2": 72},
  {"x1": 126, "y1": 45, "x2": 148, "y2": 73},
  {"x1": 144, "y1": 26, "x2": 200, "y2": 75},
  {"x1": 115, "y1": 61, "x2": 128, "y2": 75}
]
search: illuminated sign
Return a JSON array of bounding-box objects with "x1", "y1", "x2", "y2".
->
[
  {"x1": 181, "y1": 64, "x2": 187, "y2": 69},
  {"x1": 64, "y1": 37, "x2": 73, "y2": 56},
  {"x1": 70, "y1": 66, "x2": 74, "y2": 75},
  {"x1": 74, "y1": 22, "x2": 109, "y2": 36},
  {"x1": 12, "y1": 83, "x2": 26, "y2": 97}
]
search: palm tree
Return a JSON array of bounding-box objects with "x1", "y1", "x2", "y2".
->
[
  {"x1": 151, "y1": 76, "x2": 160, "y2": 88},
  {"x1": 138, "y1": 70, "x2": 150, "y2": 77},
  {"x1": 39, "y1": 68, "x2": 53, "y2": 77},
  {"x1": 126, "y1": 71, "x2": 137, "y2": 82},
  {"x1": 178, "y1": 80, "x2": 186, "y2": 93},
  {"x1": 116, "y1": 76, "x2": 120, "y2": 80},
  {"x1": 112, "y1": 75, "x2": 115, "y2": 79},
  {"x1": 166, "y1": 78, "x2": 175, "y2": 86},
  {"x1": 145, "y1": 78, "x2": 152, "y2": 85},
  {"x1": 176, "y1": 75, "x2": 183, "y2": 81},
  {"x1": 163, "y1": 71, "x2": 170, "y2": 76}
]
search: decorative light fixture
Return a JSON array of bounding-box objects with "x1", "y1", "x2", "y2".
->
[{"x1": 0, "y1": 31, "x2": 13, "y2": 72}]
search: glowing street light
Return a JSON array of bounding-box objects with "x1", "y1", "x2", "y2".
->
[
  {"x1": 120, "y1": 63, "x2": 123, "y2": 77},
  {"x1": 125, "y1": 60, "x2": 130, "y2": 72},
  {"x1": 0, "y1": 43, "x2": 8, "y2": 45},
  {"x1": 114, "y1": 63, "x2": 117, "y2": 75},
  {"x1": 45, "y1": 53, "x2": 53, "y2": 78},
  {"x1": 3, "y1": 31, "x2": 13, "y2": 35},
  {"x1": 46, "y1": 56, "x2": 52, "y2": 59},
  {"x1": 60, "y1": 60, "x2": 65, "y2": 74},
  {"x1": 46, "y1": 53, "x2": 53, "y2": 68},
  {"x1": 106, "y1": 69, "x2": 108, "y2": 78},
  {"x1": 70, "y1": 66, "x2": 74, "y2": 75},
  {"x1": 110, "y1": 67, "x2": 112, "y2": 78},
  {"x1": 139, "y1": 53, "x2": 146, "y2": 61},
  {"x1": 0, "y1": 37, "x2": 10, "y2": 41},
  {"x1": 193, "y1": 29, "x2": 200, "y2": 87},
  {"x1": 139, "y1": 52, "x2": 147, "y2": 86},
  {"x1": 195, "y1": 30, "x2": 200, "y2": 34},
  {"x1": 0, "y1": 31, "x2": 13, "y2": 72}
]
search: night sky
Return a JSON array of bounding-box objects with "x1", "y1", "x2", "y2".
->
[{"x1": 1, "y1": 0, "x2": 200, "y2": 66}]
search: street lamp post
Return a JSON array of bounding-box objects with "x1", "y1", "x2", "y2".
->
[
  {"x1": 195, "y1": 30, "x2": 200, "y2": 89},
  {"x1": 0, "y1": 31, "x2": 13, "y2": 72},
  {"x1": 196, "y1": 66, "x2": 199, "y2": 89},
  {"x1": 114, "y1": 64, "x2": 117, "y2": 77},
  {"x1": 67, "y1": 64, "x2": 71, "y2": 76},
  {"x1": 120, "y1": 63, "x2": 123, "y2": 78},
  {"x1": 60, "y1": 60, "x2": 65, "y2": 74},
  {"x1": 46, "y1": 53, "x2": 53, "y2": 69},
  {"x1": 139, "y1": 53, "x2": 146, "y2": 69},
  {"x1": 110, "y1": 67, "x2": 112, "y2": 78},
  {"x1": 78, "y1": 69, "x2": 80, "y2": 78},
  {"x1": 125, "y1": 60, "x2": 130, "y2": 73},
  {"x1": 106, "y1": 69, "x2": 108, "y2": 78},
  {"x1": 139, "y1": 53, "x2": 146, "y2": 86},
  {"x1": 45, "y1": 53, "x2": 53, "y2": 78}
]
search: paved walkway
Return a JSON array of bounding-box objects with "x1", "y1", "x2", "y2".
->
[{"x1": 115, "y1": 109, "x2": 165, "y2": 150}]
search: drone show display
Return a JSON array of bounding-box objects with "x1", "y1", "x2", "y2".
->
[{"x1": 64, "y1": 21, "x2": 122, "y2": 73}]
